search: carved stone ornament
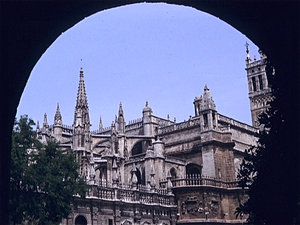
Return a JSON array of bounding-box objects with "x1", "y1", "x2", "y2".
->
[
  {"x1": 207, "y1": 197, "x2": 219, "y2": 217},
  {"x1": 182, "y1": 196, "x2": 204, "y2": 216},
  {"x1": 92, "y1": 207, "x2": 98, "y2": 218}
]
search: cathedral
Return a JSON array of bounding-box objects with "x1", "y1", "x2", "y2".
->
[{"x1": 37, "y1": 47, "x2": 271, "y2": 225}]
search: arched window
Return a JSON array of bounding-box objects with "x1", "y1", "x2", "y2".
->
[
  {"x1": 252, "y1": 77, "x2": 257, "y2": 92},
  {"x1": 96, "y1": 166, "x2": 107, "y2": 186},
  {"x1": 170, "y1": 168, "x2": 177, "y2": 180},
  {"x1": 186, "y1": 163, "x2": 202, "y2": 176},
  {"x1": 131, "y1": 141, "x2": 151, "y2": 156},
  {"x1": 75, "y1": 215, "x2": 87, "y2": 225},
  {"x1": 131, "y1": 141, "x2": 143, "y2": 155},
  {"x1": 186, "y1": 163, "x2": 202, "y2": 185}
]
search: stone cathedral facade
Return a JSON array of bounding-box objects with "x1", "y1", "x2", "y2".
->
[{"x1": 37, "y1": 48, "x2": 271, "y2": 225}]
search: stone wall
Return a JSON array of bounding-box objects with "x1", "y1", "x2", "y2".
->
[{"x1": 173, "y1": 186, "x2": 247, "y2": 224}]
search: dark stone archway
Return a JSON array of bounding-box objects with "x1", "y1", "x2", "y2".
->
[
  {"x1": 186, "y1": 163, "x2": 202, "y2": 177},
  {"x1": 1, "y1": 1, "x2": 299, "y2": 223},
  {"x1": 75, "y1": 215, "x2": 87, "y2": 225}
]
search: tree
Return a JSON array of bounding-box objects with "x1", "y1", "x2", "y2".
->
[
  {"x1": 9, "y1": 115, "x2": 39, "y2": 225},
  {"x1": 9, "y1": 115, "x2": 88, "y2": 225},
  {"x1": 236, "y1": 62, "x2": 300, "y2": 224}
]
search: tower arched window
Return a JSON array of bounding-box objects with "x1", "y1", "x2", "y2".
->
[
  {"x1": 203, "y1": 113, "x2": 208, "y2": 128},
  {"x1": 252, "y1": 77, "x2": 257, "y2": 92},
  {"x1": 258, "y1": 75, "x2": 263, "y2": 90}
]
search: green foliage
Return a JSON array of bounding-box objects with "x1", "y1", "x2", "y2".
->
[
  {"x1": 236, "y1": 62, "x2": 300, "y2": 224},
  {"x1": 9, "y1": 115, "x2": 88, "y2": 225}
]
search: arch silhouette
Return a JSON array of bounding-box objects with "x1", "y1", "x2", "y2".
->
[
  {"x1": 1, "y1": 2, "x2": 299, "y2": 223},
  {"x1": 170, "y1": 167, "x2": 177, "y2": 180},
  {"x1": 186, "y1": 163, "x2": 202, "y2": 177},
  {"x1": 75, "y1": 215, "x2": 87, "y2": 225},
  {"x1": 131, "y1": 140, "x2": 151, "y2": 156}
]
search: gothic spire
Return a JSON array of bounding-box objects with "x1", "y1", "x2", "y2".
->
[
  {"x1": 43, "y1": 113, "x2": 48, "y2": 128},
  {"x1": 54, "y1": 103, "x2": 62, "y2": 126},
  {"x1": 99, "y1": 116, "x2": 103, "y2": 131},
  {"x1": 204, "y1": 84, "x2": 209, "y2": 92},
  {"x1": 42, "y1": 113, "x2": 49, "y2": 133},
  {"x1": 75, "y1": 68, "x2": 89, "y2": 110},
  {"x1": 117, "y1": 102, "x2": 125, "y2": 134},
  {"x1": 118, "y1": 102, "x2": 124, "y2": 118},
  {"x1": 73, "y1": 68, "x2": 90, "y2": 127}
]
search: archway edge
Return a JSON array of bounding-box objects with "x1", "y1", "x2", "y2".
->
[
  {"x1": 2, "y1": 1, "x2": 297, "y2": 119},
  {"x1": 1, "y1": 1, "x2": 299, "y2": 223}
]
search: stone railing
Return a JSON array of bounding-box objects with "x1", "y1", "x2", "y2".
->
[
  {"x1": 159, "y1": 174, "x2": 239, "y2": 189},
  {"x1": 88, "y1": 181, "x2": 175, "y2": 206},
  {"x1": 125, "y1": 153, "x2": 146, "y2": 164},
  {"x1": 246, "y1": 59, "x2": 264, "y2": 69},
  {"x1": 62, "y1": 124, "x2": 73, "y2": 134},
  {"x1": 159, "y1": 117, "x2": 201, "y2": 135},
  {"x1": 125, "y1": 118, "x2": 143, "y2": 131},
  {"x1": 91, "y1": 126, "x2": 112, "y2": 135},
  {"x1": 153, "y1": 116, "x2": 173, "y2": 127},
  {"x1": 218, "y1": 114, "x2": 258, "y2": 133}
]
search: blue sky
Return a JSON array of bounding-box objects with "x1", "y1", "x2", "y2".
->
[{"x1": 17, "y1": 3, "x2": 259, "y2": 130}]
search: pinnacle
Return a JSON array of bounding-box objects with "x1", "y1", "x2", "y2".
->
[
  {"x1": 43, "y1": 113, "x2": 48, "y2": 125},
  {"x1": 118, "y1": 102, "x2": 124, "y2": 117},
  {"x1": 54, "y1": 103, "x2": 62, "y2": 124},
  {"x1": 75, "y1": 68, "x2": 89, "y2": 109},
  {"x1": 204, "y1": 84, "x2": 209, "y2": 92},
  {"x1": 74, "y1": 68, "x2": 90, "y2": 127},
  {"x1": 56, "y1": 103, "x2": 61, "y2": 114}
]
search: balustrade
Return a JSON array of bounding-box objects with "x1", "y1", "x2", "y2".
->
[
  {"x1": 159, "y1": 175, "x2": 239, "y2": 189},
  {"x1": 159, "y1": 117, "x2": 201, "y2": 134},
  {"x1": 88, "y1": 180, "x2": 174, "y2": 206}
]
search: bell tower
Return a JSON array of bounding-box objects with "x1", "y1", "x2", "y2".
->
[{"x1": 245, "y1": 43, "x2": 272, "y2": 127}]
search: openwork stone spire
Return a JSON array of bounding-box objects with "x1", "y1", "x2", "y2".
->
[
  {"x1": 99, "y1": 116, "x2": 103, "y2": 131},
  {"x1": 118, "y1": 102, "x2": 124, "y2": 117},
  {"x1": 42, "y1": 113, "x2": 49, "y2": 134},
  {"x1": 73, "y1": 68, "x2": 90, "y2": 127},
  {"x1": 75, "y1": 68, "x2": 89, "y2": 110},
  {"x1": 117, "y1": 102, "x2": 125, "y2": 134},
  {"x1": 43, "y1": 113, "x2": 48, "y2": 127},
  {"x1": 54, "y1": 103, "x2": 62, "y2": 126}
]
